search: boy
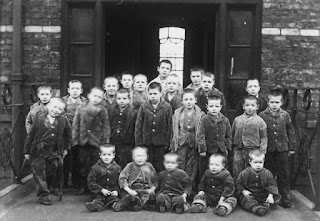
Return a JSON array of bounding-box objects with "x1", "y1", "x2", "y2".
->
[
  {"x1": 85, "y1": 144, "x2": 121, "y2": 212},
  {"x1": 132, "y1": 74, "x2": 148, "y2": 111},
  {"x1": 185, "y1": 65, "x2": 204, "y2": 93},
  {"x1": 149, "y1": 59, "x2": 172, "y2": 94},
  {"x1": 232, "y1": 95, "x2": 267, "y2": 181},
  {"x1": 259, "y1": 89, "x2": 296, "y2": 208},
  {"x1": 73, "y1": 87, "x2": 110, "y2": 195},
  {"x1": 156, "y1": 152, "x2": 192, "y2": 214},
  {"x1": 235, "y1": 78, "x2": 268, "y2": 116},
  {"x1": 135, "y1": 82, "x2": 173, "y2": 172},
  {"x1": 102, "y1": 76, "x2": 119, "y2": 110},
  {"x1": 62, "y1": 80, "x2": 86, "y2": 187},
  {"x1": 25, "y1": 85, "x2": 52, "y2": 133},
  {"x1": 109, "y1": 88, "x2": 137, "y2": 169},
  {"x1": 198, "y1": 95, "x2": 232, "y2": 179},
  {"x1": 171, "y1": 88, "x2": 204, "y2": 185},
  {"x1": 115, "y1": 146, "x2": 157, "y2": 211},
  {"x1": 195, "y1": 72, "x2": 226, "y2": 115},
  {"x1": 190, "y1": 153, "x2": 237, "y2": 216},
  {"x1": 120, "y1": 71, "x2": 134, "y2": 91},
  {"x1": 236, "y1": 149, "x2": 280, "y2": 216},
  {"x1": 164, "y1": 74, "x2": 182, "y2": 113},
  {"x1": 24, "y1": 98, "x2": 72, "y2": 205}
]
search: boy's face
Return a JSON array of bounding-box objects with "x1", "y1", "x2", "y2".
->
[
  {"x1": 157, "y1": 62, "x2": 171, "y2": 79},
  {"x1": 249, "y1": 155, "x2": 265, "y2": 172},
  {"x1": 116, "y1": 92, "x2": 130, "y2": 109},
  {"x1": 201, "y1": 76, "x2": 214, "y2": 92},
  {"x1": 68, "y1": 82, "x2": 83, "y2": 99},
  {"x1": 166, "y1": 76, "x2": 180, "y2": 93},
  {"x1": 246, "y1": 80, "x2": 260, "y2": 96},
  {"x1": 121, "y1": 75, "x2": 133, "y2": 89},
  {"x1": 163, "y1": 155, "x2": 179, "y2": 172},
  {"x1": 190, "y1": 71, "x2": 202, "y2": 86},
  {"x1": 134, "y1": 76, "x2": 148, "y2": 92},
  {"x1": 209, "y1": 156, "x2": 225, "y2": 174},
  {"x1": 243, "y1": 99, "x2": 258, "y2": 116},
  {"x1": 148, "y1": 88, "x2": 162, "y2": 104},
  {"x1": 132, "y1": 149, "x2": 148, "y2": 166},
  {"x1": 104, "y1": 78, "x2": 119, "y2": 96},
  {"x1": 182, "y1": 93, "x2": 196, "y2": 109},
  {"x1": 268, "y1": 95, "x2": 283, "y2": 112},
  {"x1": 88, "y1": 89, "x2": 104, "y2": 106},
  {"x1": 38, "y1": 89, "x2": 52, "y2": 104},
  {"x1": 207, "y1": 99, "x2": 222, "y2": 116},
  {"x1": 47, "y1": 100, "x2": 65, "y2": 118},
  {"x1": 100, "y1": 147, "x2": 115, "y2": 164}
]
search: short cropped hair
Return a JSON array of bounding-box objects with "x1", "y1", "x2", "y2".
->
[
  {"x1": 89, "y1": 86, "x2": 104, "y2": 94},
  {"x1": 268, "y1": 89, "x2": 283, "y2": 100},
  {"x1": 148, "y1": 82, "x2": 162, "y2": 92},
  {"x1": 242, "y1": 95, "x2": 259, "y2": 106},
  {"x1": 182, "y1": 88, "x2": 196, "y2": 99},
  {"x1": 37, "y1": 85, "x2": 52, "y2": 94},
  {"x1": 132, "y1": 146, "x2": 148, "y2": 156},
  {"x1": 99, "y1": 143, "x2": 116, "y2": 153},
  {"x1": 116, "y1": 88, "x2": 130, "y2": 98},
  {"x1": 120, "y1": 71, "x2": 133, "y2": 80},
  {"x1": 207, "y1": 94, "x2": 222, "y2": 105},
  {"x1": 249, "y1": 149, "x2": 265, "y2": 161},
  {"x1": 159, "y1": 59, "x2": 172, "y2": 70},
  {"x1": 167, "y1": 73, "x2": 180, "y2": 82},
  {"x1": 246, "y1": 78, "x2": 260, "y2": 87},
  {"x1": 68, "y1": 80, "x2": 82, "y2": 88},
  {"x1": 48, "y1": 97, "x2": 66, "y2": 108},
  {"x1": 203, "y1": 72, "x2": 215, "y2": 80},
  {"x1": 104, "y1": 76, "x2": 119, "y2": 85},
  {"x1": 190, "y1": 65, "x2": 204, "y2": 75},
  {"x1": 164, "y1": 152, "x2": 179, "y2": 162},
  {"x1": 210, "y1": 153, "x2": 227, "y2": 165},
  {"x1": 134, "y1": 74, "x2": 148, "y2": 83}
]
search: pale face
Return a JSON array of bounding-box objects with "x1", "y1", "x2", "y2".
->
[
  {"x1": 88, "y1": 89, "x2": 104, "y2": 106},
  {"x1": 243, "y1": 99, "x2": 258, "y2": 116},
  {"x1": 207, "y1": 99, "x2": 222, "y2": 116},
  {"x1": 67, "y1": 82, "x2": 83, "y2": 99},
  {"x1": 47, "y1": 100, "x2": 65, "y2": 118},
  {"x1": 249, "y1": 155, "x2": 265, "y2": 172},
  {"x1": 166, "y1": 76, "x2": 180, "y2": 93},
  {"x1": 163, "y1": 155, "x2": 178, "y2": 172},
  {"x1": 103, "y1": 78, "x2": 119, "y2": 96},
  {"x1": 268, "y1": 95, "x2": 283, "y2": 112},
  {"x1": 201, "y1": 76, "x2": 214, "y2": 93},
  {"x1": 134, "y1": 76, "x2": 148, "y2": 92},
  {"x1": 38, "y1": 89, "x2": 52, "y2": 104},
  {"x1": 121, "y1": 75, "x2": 133, "y2": 89},
  {"x1": 148, "y1": 88, "x2": 162, "y2": 104},
  {"x1": 209, "y1": 156, "x2": 225, "y2": 174},
  {"x1": 182, "y1": 93, "x2": 196, "y2": 109},
  {"x1": 132, "y1": 149, "x2": 148, "y2": 166},
  {"x1": 246, "y1": 80, "x2": 260, "y2": 96},
  {"x1": 116, "y1": 92, "x2": 130, "y2": 109},
  {"x1": 190, "y1": 71, "x2": 202, "y2": 86},
  {"x1": 157, "y1": 62, "x2": 172, "y2": 79},
  {"x1": 100, "y1": 147, "x2": 115, "y2": 164}
]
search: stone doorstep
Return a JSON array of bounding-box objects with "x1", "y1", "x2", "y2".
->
[{"x1": 290, "y1": 190, "x2": 320, "y2": 220}]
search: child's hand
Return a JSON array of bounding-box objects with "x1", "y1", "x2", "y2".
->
[
  {"x1": 266, "y1": 194, "x2": 274, "y2": 204},
  {"x1": 24, "y1": 154, "x2": 31, "y2": 160},
  {"x1": 101, "y1": 189, "x2": 111, "y2": 196},
  {"x1": 218, "y1": 196, "x2": 225, "y2": 205},
  {"x1": 198, "y1": 191, "x2": 205, "y2": 196},
  {"x1": 146, "y1": 188, "x2": 155, "y2": 194},
  {"x1": 182, "y1": 193, "x2": 187, "y2": 203},
  {"x1": 110, "y1": 191, "x2": 118, "y2": 197},
  {"x1": 242, "y1": 190, "x2": 251, "y2": 196},
  {"x1": 199, "y1": 152, "x2": 206, "y2": 157},
  {"x1": 128, "y1": 189, "x2": 138, "y2": 196},
  {"x1": 63, "y1": 150, "x2": 68, "y2": 158}
]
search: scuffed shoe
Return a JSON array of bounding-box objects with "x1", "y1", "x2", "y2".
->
[
  {"x1": 189, "y1": 204, "x2": 208, "y2": 213},
  {"x1": 255, "y1": 207, "x2": 268, "y2": 216},
  {"x1": 38, "y1": 196, "x2": 52, "y2": 205},
  {"x1": 214, "y1": 206, "x2": 227, "y2": 216},
  {"x1": 157, "y1": 193, "x2": 166, "y2": 213},
  {"x1": 175, "y1": 196, "x2": 185, "y2": 214},
  {"x1": 85, "y1": 202, "x2": 99, "y2": 212},
  {"x1": 131, "y1": 195, "x2": 142, "y2": 211}
]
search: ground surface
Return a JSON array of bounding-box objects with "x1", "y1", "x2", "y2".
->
[{"x1": 0, "y1": 188, "x2": 316, "y2": 221}]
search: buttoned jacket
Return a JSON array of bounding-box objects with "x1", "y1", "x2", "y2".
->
[{"x1": 195, "y1": 87, "x2": 226, "y2": 114}]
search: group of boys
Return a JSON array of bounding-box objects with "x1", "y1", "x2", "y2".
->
[{"x1": 24, "y1": 59, "x2": 295, "y2": 217}]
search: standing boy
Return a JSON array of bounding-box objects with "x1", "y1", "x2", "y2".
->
[
  {"x1": 149, "y1": 59, "x2": 172, "y2": 94},
  {"x1": 232, "y1": 95, "x2": 268, "y2": 181},
  {"x1": 24, "y1": 98, "x2": 72, "y2": 205},
  {"x1": 259, "y1": 89, "x2": 296, "y2": 208},
  {"x1": 109, "y1": 88, "x2": 137, "y2": 169},
  {"x1": 73, "y1": 87, "x2": 110, "y2": 194},
  {"x1": 135, "y1": 82, "x2": 172, "y2": 172},
  {"x1": 132, "y1": 74, "x2": 148, "y2": 111},
  {"x1": 185, "y1": 66, "x2": 204, "y2": 93},
  {"x1": 164, "y1": 74, "x2": 182, "y2": 113},
  {"x1": 120, "y1": 71, "x2": 134, "y2": 101},
  {"x1": 102, "y1": 76, "x2": 119, "y2": 110}
]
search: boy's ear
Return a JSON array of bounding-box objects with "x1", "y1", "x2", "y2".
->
[{"x1": 157, "y1": 66, "x2": 160, "y2": 72}]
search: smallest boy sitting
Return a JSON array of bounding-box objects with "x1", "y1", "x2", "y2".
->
[
  {"x1": 190, "y1": 153, "x2": 237, "y2": 216},
  {"x1": 185, "y1": 65, "x2": 204, "y2": 93},
  {"x1": 236, "y1": 149, "x2": 280, "y2": 217},
  {"x1": 164, "y1": 74, "x2": 182, "y2": 113},
  {"x1": 102, "y1": 76, "x2": 119, "y2": 110},
  {"x1": 132, "y1": 74, "x2": 148, "y2": 111},
  {"x1": 85, "y1": 144, "x2": 121, "y2": 212},
  {"x1": 156, "y1": 152, "x2": 192, "y2": 214},
  {"x1": 115, "y1": 146, "x2": 157, "y2": 211}
]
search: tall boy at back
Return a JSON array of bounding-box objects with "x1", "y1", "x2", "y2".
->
[
  {"x1": 185, "y1": 65, "x2": 204, "y2": 93},
  {"x1": 149, "y1": 59, "x2": 172, "y2": 94},
  {"x1": 164, "y1": 74, "x2": 182, "y2": 113},
  {"x1": 196, "y1": 72, "x2": 226, "y2": 115},
  {"x1": 102, "y1": 76, "x2": 119, "y2": 110},
  {"x1": 109, "y1": 88, "x2": 137, "y2": 169},
  {"x1": 232, "y1": 95, "x2": 267, "y2": 181},
  {"x1": 73, "y1": 87, "x2": 110, "y2": 195},
  {"x1": 135, "y1": 82, "x2": 173, "y2": 172},
  {"x1": 259, "y1": 89, "x2": 296, "y2": 208},
  {"x1": 132, "y1": 74, "x2": 148, "y2": 111}
]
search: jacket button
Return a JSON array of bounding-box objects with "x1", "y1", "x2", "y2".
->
[
  {"x1": 88, "y1": 130, "x2": 91, "y2": 133},
  {"x1": 153, "y1": 122, "x2": 155, "y2": 124},
  {"x1": 152, "y1": 129, "x2": 155, "y2": 132}
]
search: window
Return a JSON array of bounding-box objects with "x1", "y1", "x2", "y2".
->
[{"x1": 159, "y1": 27, "x2": 185, "y2": 84}]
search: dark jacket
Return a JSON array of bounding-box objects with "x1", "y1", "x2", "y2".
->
[
  {"x1": 196, "y1": 87, "x2": 226, "y2": 115},
  {"x1": 109, "y1": 104, "x2": 137, "y2": 145},
  {"x1": 198, "y1": 113, "x2": 232, "y2": 154},
  {"x1": 101, "y1": 93, "x2": 117, "y2": 111},
  {"x1": 199, "y1": 168, "x2": 235, "y2": 198},
  {"x1": 25, "y1": 101, "x2": 47, "y2": 133},
  {"x1": 87, "y1": 159, "x2": 121, "y2": 195},
  {"x1": 135, "y1": 99, "x2": 172, "y2": 146},
  {"x1": 72, "y1": 101, "x2": 110, "y2": 147},
  {"x1": 163, "y1": 91, "x2": 182, "y2": 113},
  {"x1": 235, "y1": 95, "x2": 268, "y2": 117},
  {"x1": 119, "y1": 162, "x2": 157, "y2": 189},
  {"x1": 24, "y1": 113, "x2": 72, "y2": 156},
  {"x1": 235, "y1": 167, "x2": 279, "y2": 197},
  {"x1": 62, "y1": 95, "x2": 86, "y2": 125},
  {"x1": 157, "y1": 168, "x2": 192, "y2": 196},
  {"x1": 259, "y1": 108, "x2": 296, "y2": 152}
]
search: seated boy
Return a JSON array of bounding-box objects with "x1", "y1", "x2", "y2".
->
[
  {"x1": 102, "y1": 76, "x2": 119, "y2": 110},
  {"x1": 235, "y1": 78, "x2": 268, "y2": 116},
  {"x1": 190, "y1": 153, "x2": 237, "y2": 216},
  {"x1": 115, "y1": 146, "x2": 157, "y2": 211},
  {"x1": 85, "y1": 144, "x2": 121, "y2": 212},
  {"x1": 156, "y1": 152, "x2": 191, "y2": 214},
  {"x1": 196, "y1": 72, "x2": 226, "y2": 115},
  {"x1": 236, "y1": 149, "x2": 280, "y2": 216},
  {"x1": 149, "y1": 59, "x2": 172, "y2": 94},
  {"x1": 24, "y1": 98, "x2": 72, "y2": 205},
  {"x1": 185, "y1": 65, "x2": 204, "y2": 93},
  {"x1": 164, "y1": 74, "x2": 182, "y2": 113},
  {"x1": 132, "y1": 74, "x2": 148, "y2": 111}
]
